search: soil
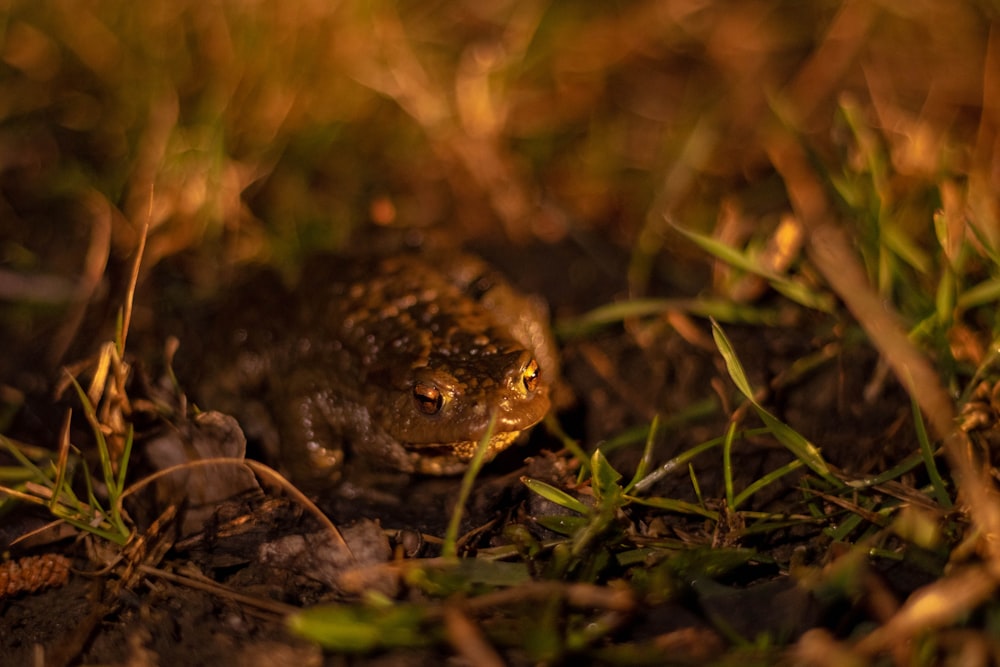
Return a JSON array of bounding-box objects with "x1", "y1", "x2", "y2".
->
[{"x1": 0, "y1": 240, "x2": 922, "y2": 666}]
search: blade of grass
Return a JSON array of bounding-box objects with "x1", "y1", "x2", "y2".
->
[
  {"x1": 114, "y1": 425, "x2": 134, "y2": 497},
  {"x1": 52, "y1": 409, "x2": 72, "y2": 508},
  {"x1": 442, "y1": 412, "x2": 498, "y2": 559},
  {"x1": 542, "y1": 413, "x2": 590, "y2": 477},
  {"x1": 522, "y1": 477, "x2": 591, "y2": 515},
  {"x1": 733, "y1": 459, "x2": 806, "y2": 509},
  {"x1": 632, "y1": 427, "x2": 772, "y2": 493},
  {"x1": 956, "y1": 277, "x2": 1000, "y2": 311},
  {"x1": 739, "y1": 515, "x2": 825, "y2": 536},
  {"x1": 556, "y1": 297, "x2": 781, "y2": 340},
  {"x1": 13, "y1": 462, "x2": 126, "y2": 544},
  {"x1": 966, "y1": 220, "x2": 1000, "y2": 269},
  {"x1": 118, "y1": 219, "x2": 148, "y2": 356},
  {"x1": 882, "y1": 222, "x2": 932, "y2": 276},
  {"x1": 935, "y1": 264, "x2": 956, "y2": 329},
  {"x1": 1, "y1": 435, "x2": 51, "y2": 484},
  {"x1": 0, "y1": 467, "x2": 37, "y2": 483},
  {"x1": 912, "y1": 399, "x2": 952, "y2": 509},
  {"x1": 689, "y1": 463, "x2": 706, "y2": 511},
  {"x1": 61, "y1": 371, "x2": 131, "y2": 542},
  {"x1": 722, "y1": 421, "x2": 736, "y2": 509},
  {"x1": 673, "y1": 224, "x2": 835, "y2": 313},
  {"x1": 85, "y1": 342, "x2": 113, "y2": 407},
  {"x1": 598, "y1": 399, "x2": 720, "y2": 460},
  {"x1": 842, "y1": 451, "x2": 926, "y2": 488},
  {"x1": 590, "y1": 449, "x2": 622, "y2": 503},
  {"x1": 825, "y1": 511, "x2": 865, "y2": 542},
  {"x1": 289, "y1": 602, "x2": 432, "y2": 651},
  {"x1": 711, "y1": 320, "x2": 837, "y2": 483},
  {"x1": 66, "y1": 373, "x2": 116, "y2": 492},
  {"x1": 624, "y1": 413, "x2": 659, "y2": 494},
  {"x1": 535, "y1": 515, "x2": 590, "y2": 536},
  {"x1": 629, "y1": 495, "x2": 719, "y2": 520}
]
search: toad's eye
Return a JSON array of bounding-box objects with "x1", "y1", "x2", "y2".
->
[
  {"x1": 413, "y1": 382, "x2": 444, "y2": 415},
  {"x1": 522, "y1": 358, "x2": 541, "y2": 393}
]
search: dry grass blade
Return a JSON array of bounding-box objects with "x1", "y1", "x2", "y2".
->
[
  {"x1": 47, "y1": 190, "x2": 112, "y2": 367},
  {"x1": 443, "y1": 605, "x2": 504, "y2": 667},
  {"x1": 794, "y1": 629, "x2": 867, "y2": 667},
  {"x1": 855, "y1": 565, "x2": 998, "y2": 658},
  {"x1": 458, "y1": 580, "x2": 636, "y2": 614},
  {"x1": 118, "y1": 217, "x2": 150, "y2": 356},
  {"x1": 137, "y1": 565, "x2": 298, "y2": 618},
  {"x1": 118, "y1": 457, "x2": 353, "y2": 561}
]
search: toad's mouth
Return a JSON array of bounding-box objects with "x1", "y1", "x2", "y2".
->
[{"x1": 403, "y1": 429, "x2": 525, "y2": 475}]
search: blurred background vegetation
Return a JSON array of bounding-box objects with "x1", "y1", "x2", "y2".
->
[{"x1": 1, "y1": 0, "x2": 998, "y2": 367}]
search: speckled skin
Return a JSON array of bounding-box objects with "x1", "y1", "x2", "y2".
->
[{"x1": 196, "y1": 253, "x2": 554, "y2": 481}]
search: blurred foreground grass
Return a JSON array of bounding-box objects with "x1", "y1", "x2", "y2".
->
[{"x1": 5, "y1": 0, "x2": 1000, "y2": 664}]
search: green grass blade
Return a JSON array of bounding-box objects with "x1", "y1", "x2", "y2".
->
[
  {"x1": 630, "y1": 495, "x2": 719, "y2": 520},
  {"x1": 711, "y1": 320, "x2": 837, "y2": 483},
  {"x1": 542, "y1": 413, "x2": 591, "y2": 478},
  {"x1": 556, "y1": 297, "x2": 782, "y2": 339},
  {"x1": 442, "y1": 412, "x2": 497, "y2": 558},
  {"x1": 967, "y1": 220, "x2": 1000, "y2": 269},
  {"x1": 289, "y1": 603, "x2": 431, "y2": 651},
  {"x1": 65, "y1": 373, "x2": 118, "y2": 495},
  {"x1": 1, "y1": 435, "x2": 50, "y2": 479},
  {"x1": 632, "y1": 427, "x2": 772, "y2": 493},
  {"x1": 957, "y1": 277, "x2": 1000, "y2": 311},
  {"x1": 732, "y1": 459, "x2": 805, "y2": 509},
  {"x1": 689, "y1": 463, "x2": 706, "y2": 510},
  {"x1": 522, "y1": 477, "x2": 591, "y2": 515},
  {"x1": 722, "y1": 421, "x2": 736, "y2": 509},
  {"x1": 625, "y1": 413, "x2": 659, "y2": 494},
  {"x1": 590, "y1": 449, "x2": 622, "y2": 502},
  {"x1": 114, "y1": 424, "x2": 134, "y2": 497},
  {"x1": 912, "y1": 399, "x2": 952, "y2": 508},
  {"x1": 673, "y1": 224, "x2": 835, "y2": 313}
]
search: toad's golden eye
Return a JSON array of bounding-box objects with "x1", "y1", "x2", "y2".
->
[
  {"x1": 522, "y1": 358, "x2": 540, "y2": 393},
  {"x1": 413, "y1": 382, "x2": 444, "y2": 415}
]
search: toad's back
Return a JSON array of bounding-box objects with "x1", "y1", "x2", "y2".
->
[{"x1": 194, "y1": 253, "x2": 554, "y2": 480}]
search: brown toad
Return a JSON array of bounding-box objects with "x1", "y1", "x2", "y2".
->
[{"x1": 192, "y1": 252, "x2": 554, "y2": 483}]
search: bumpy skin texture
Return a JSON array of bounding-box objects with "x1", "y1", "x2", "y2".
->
[{"x1": 196, "y1": 253, "x2": 554, "y2": 482}]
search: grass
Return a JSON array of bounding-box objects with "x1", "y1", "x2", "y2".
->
[
  {"x1": 0, "y1": 344, "x2": 134, "y2": 546},
  {"x1": 3, "y1": 0, "x2": 1000, "y2": 664}
]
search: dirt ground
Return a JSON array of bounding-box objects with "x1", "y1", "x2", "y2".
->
[{"x1": 0, "y1": 239, "x2": 928, "y2": 666}]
